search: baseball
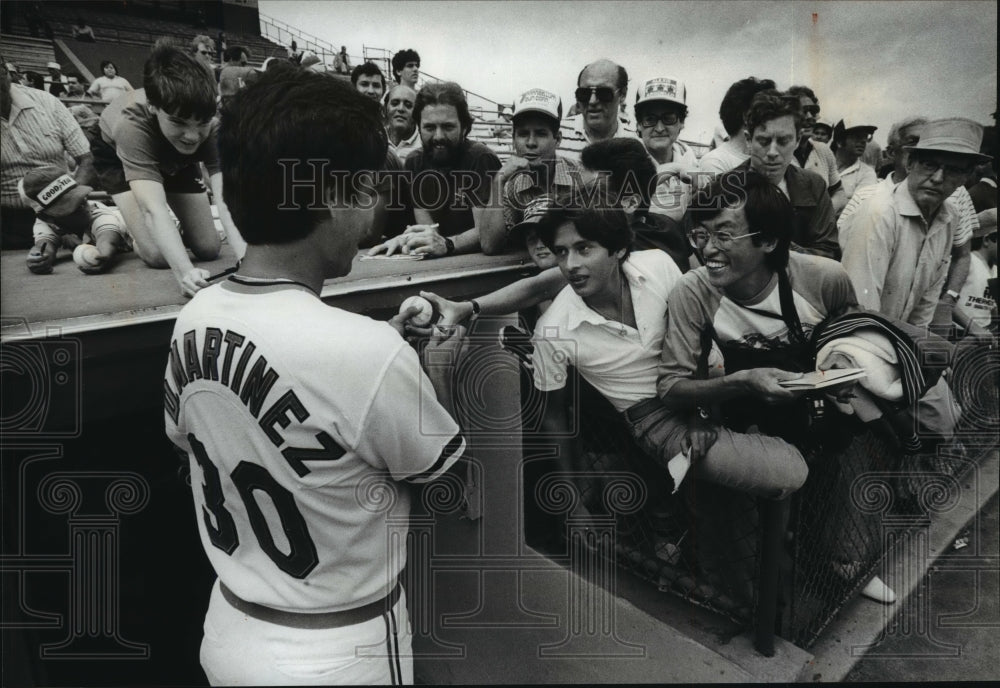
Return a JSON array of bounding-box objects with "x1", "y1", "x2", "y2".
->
[
  {"x1": 400, "y1": 295, "x2": 435, "y2": 327},
  {"x1": 73, "y1": 244, "x2": 102, "y2": 268}
]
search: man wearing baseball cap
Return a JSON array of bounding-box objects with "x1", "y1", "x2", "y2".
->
[
  {"x1": 811, "y1": 118, "x2": 834, "y2": 145},
  {"x1": 841, "y1": 118, "x2": 992, "y2": 438},
  {"x1": 18, "y1": 164, "x2": 128, "y2": 274},
  {"x1": 633, "y1": 76, "x2": 700, "y2": 224},
  {"x1": 832, "y1": 119, "x2": 879, "y2": 201},
  {"x1": 480, "y1": 87, "x2": 578, "y2": 260},
  {"x1": 44, "y1": 60, "x2": 68, "y2": 98}
]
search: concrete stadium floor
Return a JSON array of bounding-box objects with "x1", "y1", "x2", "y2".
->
[{"x1": 844, "y1": 490, "x2": 999, "y2": 682}]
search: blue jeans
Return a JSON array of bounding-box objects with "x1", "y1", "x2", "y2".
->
[{"x1": 623, "y1": 400, "x2": 809, "y2": 500}]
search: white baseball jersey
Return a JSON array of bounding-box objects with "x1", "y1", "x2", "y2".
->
[{"x1": 164, "y1": 279, "x2": 463, "y2": 613}]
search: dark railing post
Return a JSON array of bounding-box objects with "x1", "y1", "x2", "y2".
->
[{"x1": 754, "y1": 496, "x2": 786, "y2": 656}]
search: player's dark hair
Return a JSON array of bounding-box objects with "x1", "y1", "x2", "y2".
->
[
  {"x1": 690, "y1": 169, "x2": 793, "y2": 272},
  {"x1": 99, "y1": 60, "x2": 119, "y2": 75},
  {"x1": 535, "y1": 187, "x2": 633, "y2": 261},
  {"x1": 351, "y1": 61, "x2": 385, "y2": 88},
  {"x1": 413, "y1": 82, "x2": 472, "y2": 136},
  {"x1": 219, "y1": 68, "x2": 388, "y2": 245},
  {"x1": 719, "y1": 76, "x2": 776, "y2": 136},
  {"x1": 391, "y1": 48, "x2": 420, "y2": 82},
  {"x1": 744, "y1": 89, "x2": 802, "y2": 137},
  {"x1": 580, "y1": 138, "x2": 657, "y2": 211},
  {"x1": 144, "y1": 44, "x2": 217, "y2": 122}
]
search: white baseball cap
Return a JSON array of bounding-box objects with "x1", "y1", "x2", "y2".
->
[
  {"x1": 513, "y1": 88, "x2": 562, "y2": 123},
  {"x1": 635, "y1": 77, "x2": 686, "y2": 107}
]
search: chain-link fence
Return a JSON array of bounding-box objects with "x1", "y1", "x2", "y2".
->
[{"x1": 517, "y1": 333, "x2": 999, "y2": 652}]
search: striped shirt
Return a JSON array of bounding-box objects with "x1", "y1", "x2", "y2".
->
[{"x1": 1, "y1": 84, "x2": 89, "y2": 208}]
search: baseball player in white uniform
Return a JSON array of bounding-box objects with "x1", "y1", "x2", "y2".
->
[{"x1": 165, "y1": 68, "x2": 466, "y2": 685}]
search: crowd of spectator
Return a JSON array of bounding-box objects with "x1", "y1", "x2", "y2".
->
[{"x1": 2, "y1": 35, "x2": 997, "y2": 639}]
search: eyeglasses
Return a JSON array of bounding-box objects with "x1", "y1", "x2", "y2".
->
[
  {"x1": 689, "y1": 229, "x2": 761, "y2": 250},
  {"x1": 575, "y1": 86, "x2": 618, "y2": 104},
  {"x1": 801, "y1": 105, "x2": 820, "y2": 117},
  {"x1": 913, "y1": 158, "x2": 973, "y2": 179},
  {"x1": 638, "y1": 112, "x2": 680, "y2": 128}
]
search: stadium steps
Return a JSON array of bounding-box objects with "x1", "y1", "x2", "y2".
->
[{"x1": 0, "y1": 34, "x2": 56, "y2": 75}]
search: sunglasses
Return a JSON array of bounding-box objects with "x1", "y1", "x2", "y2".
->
[
  {"x1": 575, "y1": 86, "x2": 618, "y2": 104},
  {"x1": 638, "y1": 112, "x2": 680, "y2": 128},
  {"x1": 801, "y1": 105, "x2": 820, "y2": 117}
]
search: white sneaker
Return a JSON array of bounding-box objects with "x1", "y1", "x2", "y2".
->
[{"x1": 860, "y1": 576, "x2": 897, "y2": 604}]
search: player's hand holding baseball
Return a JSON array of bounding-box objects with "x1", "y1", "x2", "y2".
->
[
  {"x1": 419, "y1": 291, "x2": 474, "y2": 327},
  {"x1": 388, "y1": 304, "x2": 423, "y2": 337},
  {"x1": 179, "y1": 267, "x2": 211, "y2": 298}
]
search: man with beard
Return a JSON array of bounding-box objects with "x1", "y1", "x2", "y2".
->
[{"x1": 368, "y1": 81, "x2": 500, "y2": 257}]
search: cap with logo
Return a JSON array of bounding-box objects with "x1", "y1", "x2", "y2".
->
[
  {"x1": 635, "y1": 77, "x2": 686, "y2": 108},
  {"x1": 903, "y1": 117, "x2": 992, "y2": 162},
  {"x1": 18, "y1": 166, "x2": 92, "y2": 218},
  {"x1": 509, "y1": 194, "x2": 558, "y2": 239},
  {"x1": 513, "y1": 88, "x2": 562, "y2": 126}
]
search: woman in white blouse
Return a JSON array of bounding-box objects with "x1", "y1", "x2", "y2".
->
[{"x1": 86, "y1": 61, "x2": 133, "y2": 102}]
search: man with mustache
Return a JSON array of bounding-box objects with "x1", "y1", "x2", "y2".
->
[{"x1": 369, "y1": 81, "x2": 500, "y2": 257}]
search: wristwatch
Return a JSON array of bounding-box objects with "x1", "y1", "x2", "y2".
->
[
  {"x1": 470, "y1": 299, "x2": 482, "y2": 317},
  {"x1": 944, "y1": 289, "x2": 960, "y2": 302},
  {"x1": 443, "y1": 237, "x2": 455, "y2": 256}
]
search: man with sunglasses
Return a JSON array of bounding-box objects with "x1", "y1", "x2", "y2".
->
[
  {"x1": 633, "y1": 77, "x2": 700, "y2": 225},
  {"x1": 566, "y1": 59, "x2": 634, "y2": 152},
  {"x1": 787, "y1": 86, "x2": 846, "y2": 214}
]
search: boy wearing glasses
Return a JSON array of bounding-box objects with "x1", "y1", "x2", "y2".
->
[{"x1": 633, "y1": 77, "x2": 700, "y2": 224}]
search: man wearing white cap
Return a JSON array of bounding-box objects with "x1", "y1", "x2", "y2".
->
[
  {"x1": 841, "y1": 118, "x2": 991, "y2": 438},
  {"x1": 832, "y1": 119, "x2": 879, "y2": 201},
  {"x1": 633, "y1": 76, "x2": 700, "y2": 224},
  {"x1": 839, "y1": 115, "x2": 981, "y2": 333},
  {"x1": 480, "y1": 87, "x2": 578, "y2": 260},
  {"x1": 44, "y1": 61, "x2": 68, "y2": 98}
]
